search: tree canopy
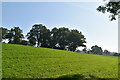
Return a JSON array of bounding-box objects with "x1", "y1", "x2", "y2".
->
[
  {"x1": 0, "y1": 27, "x2": 8, "y2": 42},
  {"x1": 26, "y1": 24, "x2": 51, "y2": 47},
  {"x1": 97, "y1": 0, "x2": 120, "y2": 21},
  {"x1": 1, "y1": 27, "x2": 24, "y2": 44},
  {"x1": 91, "y1": 45, "x2": 103, "y2": 55},
  {"x1": 26, "y1": 24, "x2": 86, "y2": 51}
]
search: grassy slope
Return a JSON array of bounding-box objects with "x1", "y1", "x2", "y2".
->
[{"x1": 2, "y1": 43, "x2": 118, "y2": 78}]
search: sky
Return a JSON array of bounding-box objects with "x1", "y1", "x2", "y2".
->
[{"x1": 2, "y1": 2, "x2": 118, "y2": 52}]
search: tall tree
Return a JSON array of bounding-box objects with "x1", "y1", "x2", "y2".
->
[
  {"x1": 40, "y1": 27, "x2": 51, "y2": 48},
  {"x1": 50, "y1": 27, "x2": 70, "y2": 50},
  {"x1": 12, "y1": 27, "x2": 24, "y2": 44},
  {"x1": 26, "y1": 24, "x2": 51, "y2": 47},
  {"x1": 6, "y1": 28, "x2": 14, "y2": 43},
  {"x1": 50, "y1": 27, "x2": 59, "y2": 48},
  {"x1": 97, "y1": 0, "x2": 120, "y2": 21},
  {"x1": 66, "y1": 30, "x2": 86, "y2": 51},
  {"x1": 57, "y1": 27, "x2": 70, "y2": 50},
  {"x1": 5, "y1": 27, "x2": 24, "y2": 44}
]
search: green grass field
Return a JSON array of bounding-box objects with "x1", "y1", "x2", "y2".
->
[{"x1": 2, "y1": 43, "x2": 118, "y2": 78}]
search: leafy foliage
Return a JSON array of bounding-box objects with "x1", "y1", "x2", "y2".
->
[
  {"x1": 3, "y1": 27, "x2": 24, "y2": 44},
  {"x1": 66, "y1": 30, "x2": 86, "y2": 51},
  {"x1": 0, "y1": 27, "x2": 8, "y2": 40},
  {"x1": 26, "y1": 25, "x2": 86, "y2": 51},
  {"x1": 26, "y1": 24, "x2": 48, "y2": 47},
  {"x1": 97, "y1": 0, "x2": 120, "y2": 21},
  {"x1": 91, "y1": 45, "x2": 103, "y2": 55}
]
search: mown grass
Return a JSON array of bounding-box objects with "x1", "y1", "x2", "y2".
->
[{"x1": 2, "y1": 43, "x2": 118, "y2": 79}]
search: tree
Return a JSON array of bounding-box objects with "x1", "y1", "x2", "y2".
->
[
  {"x1": 40, "y1": 27, "x2": 51, "y2": 48},
  {"x1": 57, "y1": 27, "x2": 70, "y2": 50},
  {"x1": 103, "y1": 49, "x2": 110, "y2": 55},
  {"x1": 12, "y1": 27, "x2": 24, "y2": 44},
  {"x1": 6, "y1": 28, "x2": 14, "y2": 43},
  {"x1": 91, "y1": 45, "x2": 103, "y2": 55},
  {"x1": 113, "y1": 53, "x2": 119, "y2": 56},
  {"x1": 5, "y1": 27, "x2": 24, "y2": 44},
  {"x1": 27, "y1": 25, "x2": 86, "y2": 51},
  {"x1": 26, "y1": 24, "x2": 51, "y2": 47},
  {"x1": 5, "y1": 27, "x2": 23, "y2": 43},
  {"x1": 50, "y1": 27, "x2": 59, "y2": 48},
  {"x1": 66, "y1": 30, "x2": 86, "y2": 51},
  {"x1": 50, "y1": 27, "x2": 70, "y2": 50},
  {"x1": 97, "y1": 0, "x2": 120, "y2": 21},
  {"x1": 0, "y1": 27, "x2": 8, "y2": 42}
]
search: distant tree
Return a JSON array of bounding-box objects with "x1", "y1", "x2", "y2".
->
[
  {"x1": 103, "y1": 49, "x2": 110, "y2": 55},
  {"x1": 113, "y1": 53, "x2": 119, "y2": 56},
  {"x1": 91, "y1": 45, "x2": 103, "y2": 55},
  {"x1": 66, "y1": 30, "x2": 86, "y2": 51},
  {"x1": 97, "y1": 0, "x2": 120, "y2": 21},
  {"x1": 26, "y1": 24, "x2": 51, "y2": 47}
]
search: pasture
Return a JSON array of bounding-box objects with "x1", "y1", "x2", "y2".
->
[{"x1": 2, "y1": 43, "x2": 118, "y2": 79}]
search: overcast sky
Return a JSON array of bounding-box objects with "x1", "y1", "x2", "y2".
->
[{"x1": 2, "y1": 2, "x2": 118, "y2": 52}]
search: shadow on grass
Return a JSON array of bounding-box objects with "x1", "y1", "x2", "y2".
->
[{"x1": 2, "y1": 74, "x2": 119, "y2": 80}]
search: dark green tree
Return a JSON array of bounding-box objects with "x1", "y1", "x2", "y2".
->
[
  {"x1": 26, "y1": 24, "x2": 51, "y2": 47},
  {"x1": 6, "y1": 28, "x2": 14, "y2": 43},
  {"x1": 57, "y1": 27, "x2": 70, "y2": 50},
  {"x1": 50, "y1": 27, "x2": 70, "y2": 50},
  {"x1": 40, "y1": 27, "x2": 51, "y2": 48},
  {"x1": 66, "y1": 30, "x2": 86, "y2": 51},
  {"x1": 50, "y1": 27, "x2": 59, "y2": 48},
  {"x1": 91, "y1": 45, "x2": 103, "y2": 55},
  {"x1": 4, "y1": 27, "x2": 24, "y2": 44},
  {"x1": 97, "y1": 0, "x2": 120, "y2": 21},
  {"x1": 103, "y1": 49, "x2": 110, "y2": 55},
  {"x1": 0, "y1": 27, "x2": 8, "y2": 42},
  {"x1": 12, "y1": 27, "x2": 24, "y2": 44}
]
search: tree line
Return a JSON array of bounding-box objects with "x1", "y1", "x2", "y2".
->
[
  {"x1": 0, "y1": 24, "x2": 86, "y2": 51},
  {"x1": 80, "y1": 45, "x2": 120, "y2": 56},
  {"x1": 1, "y1": 24, "x2": 119, "y2": 56}
]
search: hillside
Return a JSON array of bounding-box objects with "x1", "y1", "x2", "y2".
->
[{"x1": 2, "y1": 43, "x2": 118, "y2": 79}]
